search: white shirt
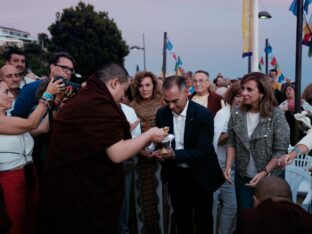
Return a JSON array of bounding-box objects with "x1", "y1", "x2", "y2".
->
[
  {"x1": 121, "y1": 104, "x2": 142, "y2": 163},
  {"x1": 246, "y1": 112, "x2": 260, "y2": 178},
  {"x1": 173, "y1": 100, "x2": 189, "y2": 168},
  {"x1": 0, "y1": 132, "x2": 34, "y2": 171},
  {"x1": 121, "y1": 104, "x2": 141, "y2": 139},
  {"x1": 213, "y1": 104, "x2": 232, "y2": 170},
  {"x1": 192, "y1": 93, "x2": 208, "y2": 107}
]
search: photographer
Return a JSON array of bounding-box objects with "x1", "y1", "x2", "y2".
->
[{"x1": 11, "y1": 52, "x2": 77, "y2": 178}]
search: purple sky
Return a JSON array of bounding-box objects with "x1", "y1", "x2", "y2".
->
[{"x1": 1, "y1": 0, "x2": 311, "y2": 90}]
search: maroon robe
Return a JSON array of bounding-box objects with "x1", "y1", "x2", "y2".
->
[
  {"x1": 234, "y1": 199, "x2": 312, "y2": 234},
  {"x1": 38, "y1": 76, "x2": 131, "y2": 234}
]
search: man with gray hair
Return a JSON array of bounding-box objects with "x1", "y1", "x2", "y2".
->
[{"x1": 38, "y1": 63, "x2": 166, "y2": 234}]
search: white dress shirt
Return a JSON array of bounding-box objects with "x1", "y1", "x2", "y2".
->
[{"x1": 173, "y1": 100, "x2": 189, "y2": 168}]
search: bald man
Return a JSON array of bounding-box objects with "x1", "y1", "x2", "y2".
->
[
  {"x1": 0, "y1": 65, "x2": 21, "y2": 115},
  {"x1": 235, "y1": 176, "x2": 312, "y2": 234},
  {"x1": 0, "y1": 65, "x2": 21, "y2": 99}
]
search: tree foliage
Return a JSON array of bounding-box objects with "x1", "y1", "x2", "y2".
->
[
  {"x1": 48, "y1": 2, "x2": 129, "y2": 76},
  {"x1": 24, "y1": 43, "x2": 50, "y2": 76}
]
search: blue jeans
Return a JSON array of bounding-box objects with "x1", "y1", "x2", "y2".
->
[
  {"x1": 234, "y1": 173, "x2": 255, "y2": 214},
  {"x1": 213, "y1": 170, "x2": 237, "y2": 234}
]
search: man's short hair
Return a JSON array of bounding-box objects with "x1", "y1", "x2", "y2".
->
[
  {"x1": 162, "y1": 75, "x2": 186, "y2": 91},
  {"x1": 49, "y1": 52, "x2": 76, "y2": 68},
  {"x1": 2, "y1": 46, "x2": 24, "y2": 61},
  {"x1": 255, "y1": 176, "x2": 292, "y2": 202},
  {"x1": 194, "y1": 70, "x2": 210, "y2": 78},
  {"x1": 96, "y1": 63, "x2": 129, "y2": 84}
]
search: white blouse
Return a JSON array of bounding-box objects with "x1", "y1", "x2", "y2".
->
[{"x1": 0, "y1": 132, "x2": 34, "y2": 171}]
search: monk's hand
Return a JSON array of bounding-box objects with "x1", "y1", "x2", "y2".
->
[{"x1": 149, "y1": 127, "x2": 166, "y2": 143}]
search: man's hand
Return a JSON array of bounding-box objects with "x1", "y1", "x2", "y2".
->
[{"x1": 152, "y1": 147, "x2": 174, "y2": 161}]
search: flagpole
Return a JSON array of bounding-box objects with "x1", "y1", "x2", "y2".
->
[
  {"x1": 162, "y1": 32, "x2": 167, "y2": 79},
  {"x1": 143, "y1": 33, "x2": 146, "y2": 71},
  {"x1": 293, "y1": 0, "x2": 304, "y2": 144},
  {"x1": 265, "y1": 38, "x2": 269, "y2": 75},
  {"x1": 251, "y1": 0, "x2": 259, "y2": 72},
  {"x1": 295, "y1": 0, "x2": 303, "y2": 114}
]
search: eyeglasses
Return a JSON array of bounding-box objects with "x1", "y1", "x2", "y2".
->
[
  {"x1": 5, "y1": 73, "x2": 20, "y2": 79},
  {"x1": 55, "y1": 64, "x2": 75, "y2": 75}
]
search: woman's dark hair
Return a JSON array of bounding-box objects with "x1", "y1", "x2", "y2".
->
[
  {"x1": 133, "y1": 71, "x2": 159, "y2": 103},
  {"x1": 281, "y1": 83, "x2": 295, "y2": 98},
  {"x1": 240, "y1": 72, "x2": 277, "y2": 117},
  {"x1": 224, "y1": 80, "x2": 241, "y2": 105}
]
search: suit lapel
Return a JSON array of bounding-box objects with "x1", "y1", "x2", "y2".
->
[{"x1": 184, "y1": 101, "x2": 196, "y2": 147}]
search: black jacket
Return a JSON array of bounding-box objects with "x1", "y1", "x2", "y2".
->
[{"x1": 156, "y1": 100, "x2": 224, "y2": 193}]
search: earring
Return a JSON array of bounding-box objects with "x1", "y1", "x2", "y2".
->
[{"x1": 260, "y1": 95, "x2": 263, "y2": 101}]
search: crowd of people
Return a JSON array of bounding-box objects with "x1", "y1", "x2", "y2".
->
[{"x1": 0, "y1": 46, "x2": 312, "y2": 234}]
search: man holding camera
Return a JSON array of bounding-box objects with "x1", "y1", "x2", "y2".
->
[
  {"x1": 11, "y1": 52, "x2": 75, "y2": 118},
  {"x1": 11, "y1": 52, "x2": 76, "y2": 178}
]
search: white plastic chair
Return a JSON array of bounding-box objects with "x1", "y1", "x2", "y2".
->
[
  {"x1": 292, "y1": 153, "x2": 312, "y2": 172},
  {"x1": 290, "y1": 153, "x2": 312, "y2": 195},
  {"x1": 285, "y1": 165, "x2": 312, "y2": 212}
]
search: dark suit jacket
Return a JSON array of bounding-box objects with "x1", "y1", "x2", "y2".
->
[{"x1": 156, "y1": 100, "x2": 225, "y2": 193}]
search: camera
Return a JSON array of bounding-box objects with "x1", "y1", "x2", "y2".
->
[{"x1": 53, "y1": 76, "x2": 81, "y2": 93}]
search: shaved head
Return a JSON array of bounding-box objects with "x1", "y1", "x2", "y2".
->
[{"x1": 254, "y1": 176, "x2": 292, "y2": 207}]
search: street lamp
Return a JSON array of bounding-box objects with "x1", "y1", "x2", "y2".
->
[
  {"x1": 130, "y1": 33, "x2": 146, "y2": 71},
  {"x1": 251, "y1": 0, "x2": 272, "y2": 72},
  {"x1": 258, "y1": 11, "x2": 272, "y2": 19}
]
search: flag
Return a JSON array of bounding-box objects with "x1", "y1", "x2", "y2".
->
[
  {"x1": 264, "y1": 44, "x2": 272, "y2": 54},
  {"x1": 304, "y1": 0, "x2": 312, "y2": 14},
  {"x1": 242, "y1": 0, "x2": 254, "y2": 57},
  {"x1": 289, "y1": 0, "x2": 298, "y2": 16},
  {"x1": 166, "y1": 40, "x2": 173, "y2": 51},
  {"x1": 258, "y1": 56, "x2": 264, "y2": 71},
  {"x1": 270, "y1": 56, "x2": 277, "y2": 66},
  {"x1": 166, "y1": 37, "x2": 184, "y2": 73},
  {"x1": 303, "y1": 15, "x2": 312, "y2": 57}
]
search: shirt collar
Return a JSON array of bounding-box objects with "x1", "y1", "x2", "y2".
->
[{"x1": 172, "y1": 99, "x2": 189, "y2": 118}]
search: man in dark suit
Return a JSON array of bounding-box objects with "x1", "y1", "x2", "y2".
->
[{"x1": 154, "y1": 76, "x2": 224, "y2": 234}]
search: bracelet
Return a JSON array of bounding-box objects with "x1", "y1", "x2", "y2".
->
[
  {"x1": 39, "y1": 98, "x2": 51, "y2": 109},
  {"x1": 291, "y1": 147, "x2": 301, "y2": 157},
  {"x1": 42, "y1": 92, "x2": 53, "y2": 100}
]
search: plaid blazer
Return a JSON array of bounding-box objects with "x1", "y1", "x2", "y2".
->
[{"x1": 227, "y1": 107, "x2": 290, "y2": 177}]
